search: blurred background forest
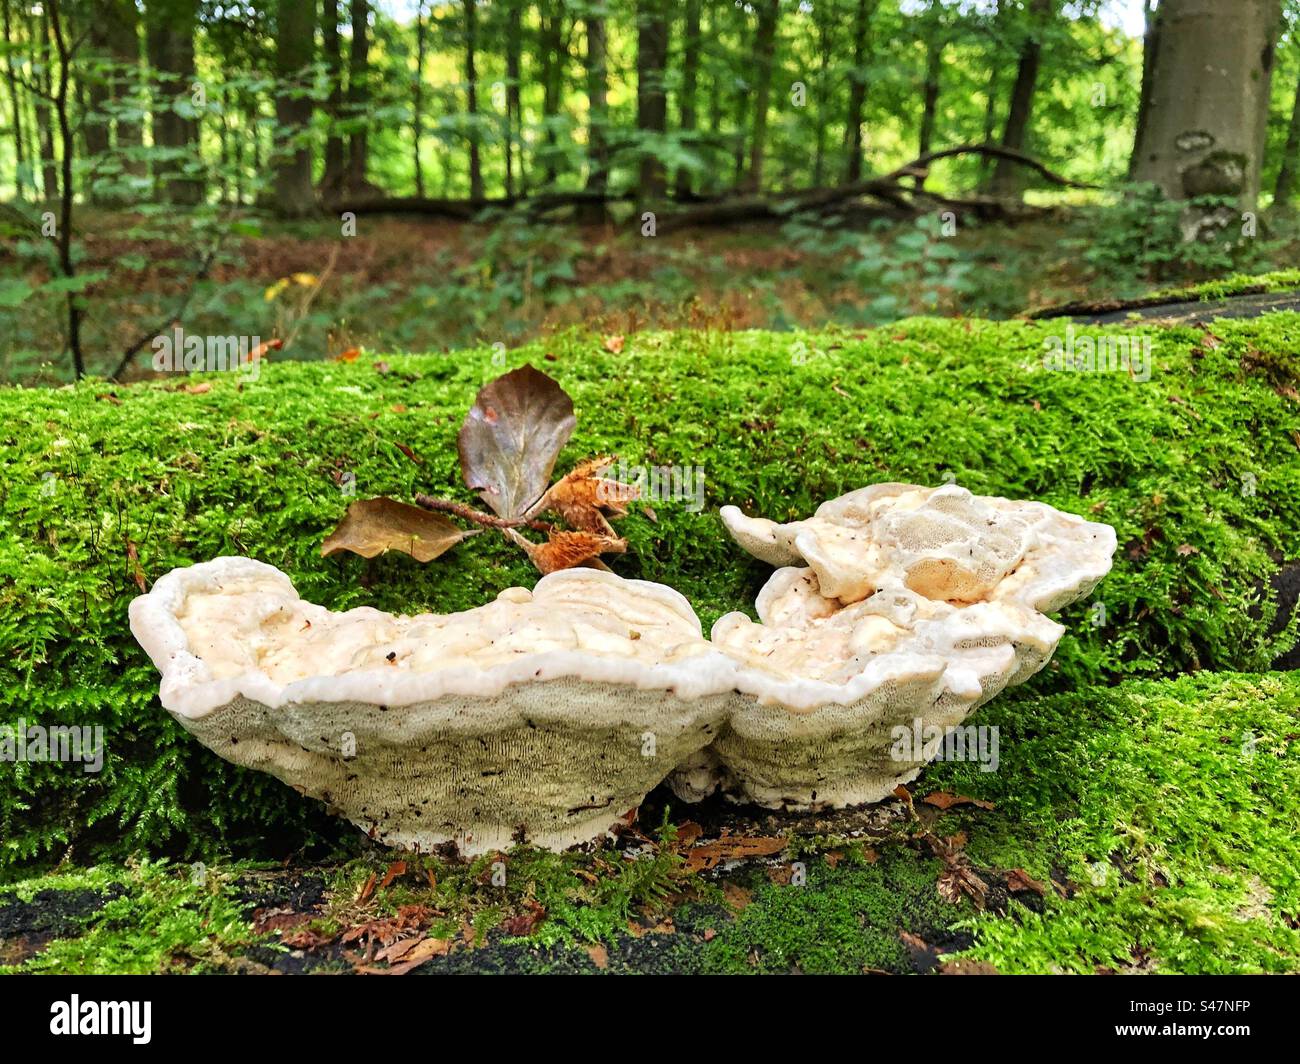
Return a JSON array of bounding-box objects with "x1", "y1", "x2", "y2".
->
[{"x1": 2, "y1": 0, "x2": 1299, "y2": 383}]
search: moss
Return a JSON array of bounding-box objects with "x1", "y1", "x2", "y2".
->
[
  {"x1": 1151, "y1": 268, "x2": 1300, "y2": 302},
  {"x1": 1, "y1": 317, "x2": 1298, "y2": 868}
]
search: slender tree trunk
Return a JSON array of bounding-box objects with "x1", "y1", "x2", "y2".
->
[
  {"x1": 843, "y1": 0, "x2": 878, "y2": 184},
  {"x1": 636, "y1": 0, "x2": 669, "y2": 200},
  {"x1": 811, "y1": 4, "x2": 833, "y2": 188},
  {"x1": 46, "y1": 0, "x2": 83, "y2": 378},
  {"x1": 582, "y1": 13, "x2": 608, "y2": 223},
  {"x1": 320, "y1": 0, "x2": 346, "y2": 195},
  {"x1": 272, "y1": 0, "x2": 316, "y2": 215},
  {"x1": 33, "y1": 10, "x2": 59, "y2": 200},
  {"x1": 675, "y1": 0, "x2": 701, "y2": 198},
  {"x1": 1274, "y1": 63, "x2": 1300, "y2": 208},
  {"x1": 1, "y1": 0, "x2": 26, "y2": 197},
  {"x1": 989, "y1": 0, "x2": 1052, "y2": 200},
  {"x1": 917, "y1": 6, "x2": 944, "y2": 163},
  {"x1": 146, "y1": 0, "x2": 202, "y2": 205},
  {"x1": 505, "y1": 0, "x2": 522, "y2": 196},
  {"x1": 1131, "y1": 0, "x2": 1282, "y2": 223},
  {"x1": 465, "y1": 0, "x2": 483, "y2": 201},
  {"x1": 744, "y1": 0, "x2": 780, "y2": 193},
  {"x1": 538, "y1": 3, "x2": 565, "y2": 187},
  {"x1": 345, "y1": 0, "x2": 371, "y2": 194},
  {"x1": 413, "y1": 0, "x2": 426, "y2": 197},
  {"x1": 84, "y1": 12, "x2": 113, "y2": 192}
]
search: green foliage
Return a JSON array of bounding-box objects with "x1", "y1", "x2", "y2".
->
[{"x1": 0, "y1": 317, "x2": 1297, "y2": 872}]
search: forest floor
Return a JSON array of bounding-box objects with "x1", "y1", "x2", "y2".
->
[{"x1": 5, "y1": 205, "x2": 1300, "y2": 384}]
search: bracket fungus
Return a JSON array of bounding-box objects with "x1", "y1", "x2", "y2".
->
[
  {"x1": 702, "y1": 483, "x2": 1117, "y2": 808},
  {"x1": 130, "y1": 557, "x2": 734, "y2": 855},
  {"x1": 130, "y1": 482, "x2": 1115, "y2": 854}
]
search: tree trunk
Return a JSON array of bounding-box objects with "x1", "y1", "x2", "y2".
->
[
  {"x1": 1274, "y1": 63, "x2": 1300, "y2": 208},
  {"x1": 272, "y1": 0, "x2": 316, "y2": 215},
  {"x1": 811, "y1": 1, "x2": 834, "y2": 188},
  {"x1": 537, "y1": 3, "x2": 566, "y2": 185},
  {"x1": 675, "y1": 0, "x2": 701, "y2": 198},
  {"x1": 744, "y1": 0, "x2": 780, "y2": 193},
  {"x1": 33, "y1": 10, "x2": 58, "y2": 200},
  {"x1": 843, "y1": 0, "x2": 878, "y2": 184},
  {"x1": 1128, "y1": 0, "x2": 1161, "y2": 179},
  {"x1": 1131, "y1": 0, "x2": 1282, "y2": 223},
  {"x1": 636, "y1": 0, "x2": 669, "y2": 200},
  {"x1": 320, "y1": 0, "x2": 346, "y2": 195},
  {"x1": 1, "y1": 0, "x2": 26, "y2": 197},
  {"x1": 106, "y1": 0, "x2": 144, "y2": 196},
  {"x1": 582, "y1": 13, "x2": 608, "y2": 223},
  {"x1": 145, "y1": 0, "x2": 202, "y2": 205},
  {"x1": 465, "y1": 0, "x2": 483, "y2": 201},
  {"x1": 917, "y1": 1, "x2": 945, "y2": 169},
  {"x1": 413, "y1": 0, "x2": 426, "y2": 198},
  {"x1": 505, "y1": 0, "x2": 523, "y2": 196},
  {"x1": 83, "y1": 11, "x2": 113, "y2": 180},
  {"x1": 345, "y1": 0, "x2": 372, "y2": 195},
  {"x1": 988, "y1": 0, "x2": 1052, "y2": 200}
]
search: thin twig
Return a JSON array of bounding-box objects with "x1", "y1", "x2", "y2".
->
[{"x1": 413, "y1": 494, "x2": 552, "y2": 533}]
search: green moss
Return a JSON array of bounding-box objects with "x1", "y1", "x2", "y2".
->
[
  {"x1": 1151, "y1": 269, "x2": 1300, "y2": 302},
  {"x1": 1, "y1": 318, "x2": 1298, "y2": 869},
  {"x1": 923, "y1": 672, "x2": 1300, "y2": 974},
  {"x1": 1, "y1": 858, "x2": 263, "y2": 974}
]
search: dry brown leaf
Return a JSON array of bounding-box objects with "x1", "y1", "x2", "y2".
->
[
  {"x1": 722, "y1": 882, "x2": 753, "y2": 912},
  {"x1": 527, "y1": 455, "x2": 638, "y2": 535},
  {"x1": 459, "y1": 364, "x2": 576, "y2": 519},
  {"x1": 379, "y1": 860, "x2": 407, "y2": 891},
  {"x1": 603, "y1": 334, "x2": 625, "y2": 354},
  {"x1": 356, "y1": 872, "x2": 377, "y2": 904},
  {"x1": 685, "y1": 835, "x2": 787, "y2": 872},
  {"x1": 357, "y1": 935, "x2": 452, "y2": 975},
  {"x1": 334, "y1": 347, "x2": 361, "y2": 362},
  {"x1": 322, "y1": 497, "x2": 477, "y2": 563},
  {"x1": 499, "y1": 900, "x2": 546, "y2": 937},
  {"x1": 512, "y1": 528, "x2": 627, "y2": 574},
  {"x1": 1004, "y1": 868, "x2": 1048, "y2": 896},
  {"x1": 921, "y1": 791, "x2": 995, "y2": 812},
  {"x1": 183, "y1": 381, "x2": 212, "y2": 395},
  {"x1": 585, "y1": 944, "x2": 609, "y2": 970}
]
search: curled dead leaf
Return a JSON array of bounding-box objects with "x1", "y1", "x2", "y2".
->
[
  {"x1": 527, "y1": 455, "x2": 638, "y2": 534},
  {"x1": 508, "y1": 527, "x2": 627, "y2": 574}
]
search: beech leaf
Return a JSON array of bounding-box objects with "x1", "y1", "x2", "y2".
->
[
  {"x1": 458, "y1": 365, "x2": 576, "y2": 519},
  {"x1": 322, "y1": 497, "x2": 477, "y2": 562}
]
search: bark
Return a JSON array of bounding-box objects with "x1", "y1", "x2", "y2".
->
[
  {"x1": 743, "y1": 0, "x2": 780, "y2": 193},
  {"x1": 538, "y1": 2, "x2": 566, "y2": 186},
  {"x1": 46, "y1": 0, "x2": 83, "y2": 378},
  {"x1": 916, "y1": 1, "x2": 946, "y2": 170},
  {"x1": 1128, "y1": 0, "x2": 1162, "y2": 179},
  {"x1": 1131, "y1": 0, "x2": 1283, "y2": 220},
  {"x1": 272, "y1": 0, "x2": 316, "y2": 216},
  {"x1": 811, "y1": 0, "x2": 834, "y2": 187},
  {"x1": 636, "y1": 0, "x2": 669, "y2": 200},
  {"x1": 319, "y1": 0, "x2": 346, "y2": 195},
  {"x1": 465, "y1": 0, "x2": 483, "y2": 201},
  {"x1": 345, "y1": 0, "x2": 372, "y2": 194},
  {"x1": 105, "y1": 0, "x2": 144, "y2": 193},
  {"x1": 505, "y1": 0, "x2": 523, "y2": 196},
  {"x1": 145, "y1": 0, "x2": 202, "y2": 205},
  {"x1": 988, "y1": 0, "x2": 1052, "y2": 200},
  {"x1": 582, "y1": 13, "x2": 609, "y2": 223},
  {"x1": 33, "y1": 10, "x2": 58, "y2": 199},
  {"x1": 843, "y1": 0, "x2": 878, "y2": 183},
  {"x1": 413, "y1": 0, "x2": 426, "y2": 198},
  {"x1": 675, "y1": 0, "x2": 701, "y2": 198}
]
